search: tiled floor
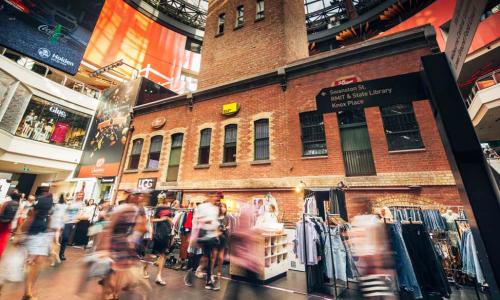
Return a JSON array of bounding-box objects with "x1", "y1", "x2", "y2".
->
[{"x1": 0, "y1": 248, "x2": 488, "y2": 300}]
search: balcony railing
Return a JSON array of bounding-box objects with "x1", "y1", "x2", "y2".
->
[
  {"x1": 465, "y1": 69, "x2": 500, "y2": 108},
  {"x1": 0, "y1": 47, "x2": 102, "y2": 99}
]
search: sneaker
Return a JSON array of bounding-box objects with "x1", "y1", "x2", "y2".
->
[
  {"x1": 213, "y1": 277, "x2": 221, "y2": 291},
  {"x1": 205, "y1": 281, "x2": 215, "y2": 290},
  {"x1": 195, "y1": 270, "x2": 206, "y2": 279},
  {"x1": 184, "y1": 270, "x2": 194, "y2": 287}
]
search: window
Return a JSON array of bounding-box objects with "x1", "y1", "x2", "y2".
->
[
  {"x1": 380, "y1": 103, "x2": 424, "y2": 151},
  {"x1": 217, "y1": 13, "x2": 225, "y2": 34},
  {"x1": 299, "y1": 111, "x2": 327, "y2": 156},
  {"x1": 146, "y1": 136, "x2": 163, "y2": 169},
  {"x1": 256, "y1": 0, "x2": 265, "y2": 20},
  {"x1": 14, "y1": 95, "x2": 91, "y2": 149},
  {"x1": 128, "y1": 139, "x2": 144, "y2": 170},
  {"x1": 235, "y1": 6, "x2": 244, "y2": 27},
  {"x1": 198, "y1": 128, "x2": 212, "y2": 165},
  {"x1": 254, "y1": 119, "x2": 269, "y2": 160},
  {"x1": 223, "y1": 124, "x2": 237, "y2": 163},
  {"x1": 166, "y1": 134, "x2": 184, "y2": 181}
]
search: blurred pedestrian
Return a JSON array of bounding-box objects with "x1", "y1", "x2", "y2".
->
[
  {"x1": 150, "y1": 195, "x2": 174, "y2": 286},
  {"x1": 21, "y1": 188, "x2": 54, "y2": 300},
  {"x1": 0, "y1": 189, "x2": 21, "y2": 258},
  {"x1": 49, "y1": 194, "x2": 67, "y2": 266},
  {"x1": 59, "y1": 195, "x2": 85, "y2": 261}
]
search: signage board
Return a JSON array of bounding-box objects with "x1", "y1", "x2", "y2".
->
[
  {"x1": 151, "y1": 117, "x2": 166, "y2": 129},
  {"x1": 138, "y1": 178, "x2": 157, "y2": 189},
  {"x1": 100, "y1": 177, "x2": 115, "y2": 184},
  {"x1": 222, "y1": 102, "x2": 240, "y2": 116},
  {"x1": 77, "y1": 79, "x2": 141, "y2": 178},
  {"x1": 444, "y1": 0, "x2": 488, "y2": 77},
  {"x1": 316, "y1": 72, "x2": 426, "y2": 113},
  {"x1": 0, "y1": 0, "x2": 105, "y2": 75}
]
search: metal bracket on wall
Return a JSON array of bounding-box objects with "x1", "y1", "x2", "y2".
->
[
  {"x1": 278, "y1": 67, "x2": 287, "y2": 91},
  {"x1": 186, "y1": 92, "x2": 194, "y2": 111}
]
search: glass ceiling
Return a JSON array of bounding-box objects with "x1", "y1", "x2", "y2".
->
[{"x1": 143, "y1": 0, "x2": 386, "y2": 33}]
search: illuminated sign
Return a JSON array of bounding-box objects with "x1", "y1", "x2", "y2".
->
[{"x1": 222, "y1": 102, "x2": 240, "y2": 116}]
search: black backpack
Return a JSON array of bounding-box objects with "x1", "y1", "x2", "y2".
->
[{"x1": 0, "y1": 201, "x2": 19, "y2": 223}]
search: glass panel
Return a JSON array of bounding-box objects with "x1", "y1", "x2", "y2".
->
[
  {"x1": 149, "y1": 136, "x2": 163, "y2": 153},
  {"x1": 198, "y1": 146, "x2": 210, "y2": 165},
  {"x1": 224, "y1": 144, "x2": 237, "y2": 163},
  {"x1": 255, "y1": 119, "x2": 269, "y2": 139},
  {"x1": 166, "y1": 165, "x2": 180, "y2": 182},
  {"x1": 132, "y1": 139, "x2": 144, "y2": 155},
  {"x1": 169, "y1": 147, "x2": 182, "y2": 166},
  {"x1": 147, "y1": 152, "x2": 160, "y2": 169},
  {"x1": 172, "y1": 133, "x2": 184, "y2": 147},
  {"x1": 255, "y1": 139, "x2": 269, "y2": 160},
  {"x1": 380, "y1": 104, "x2": 424, "y2": 151},
  {"x1": 225, "y1": 124, "x2": 237, "y2": 144},
  {"x1": 128, "y1": 155, "x2": 140, "y2": 170},
  {"x1": 200, "y1": 128, "x2": 212, "y2": 147}
]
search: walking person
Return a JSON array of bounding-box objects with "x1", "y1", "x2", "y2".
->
[
  {"x1": 0, "y1": 189, "x2": 21, "y2": 258},
  {"x1": 151, "y1": 196, "x2": 174, "y2": 286},
  {"x1": 49, "y1": 195, "x2": 67, "y2": 266},
  {"x1": 21, "y1": 188, "x2": 54, "y2": 300},
  {"x1": 214, "y1": 202, "x2": 230, "y2": 288},
  {"x1": 100, "y1": 190, "x2": 150, "y2": 300},
  {"x1": 196, "y1": 194, "x2": 220, "y2": 290},
  {"x1": 59, "y1": 195, "x2": 84, "y2": 261}
]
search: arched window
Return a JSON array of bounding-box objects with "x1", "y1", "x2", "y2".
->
[
  {"x1": 254, "y1": 119, "x2": 269, "y2": 160},
  {"x1": 146, "y1": 135, "x2": 163, "y2": 169},
  {"x1": 166, "y1": 133, "x2": 184, "y2": 181},
  {"x1": 128, "y1": 138, "x2": 143, "y2": 169},
  {"x1": 223, "y1": 124, "x2": 237, "y2": 163},
  {"x1": 198, "y1": 128, "x2": 212, "y2": 165}
]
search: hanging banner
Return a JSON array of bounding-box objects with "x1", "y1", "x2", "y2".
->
[
  {"x1": 77, "y1": 79, "x2": 141, "y2": 178},
  {"x1": 316, "y1": 72, "x2": 426, "y2": 113},
  {"x1": 444, "y1": 0, "x2": 488, "y2": 77}
]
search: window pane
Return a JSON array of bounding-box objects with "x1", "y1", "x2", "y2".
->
[
  {"x1": 199, "y1": 146, "x2": 210, "y2": 165},
  {"x1": 200, "y1": 128, "x2": 211, "y2": 147},
  {"x1": 149, "y1": 136, "x2": 163, "y2": 153},
  {"x1": 299, "y1": 111, "x2": 327, "y2": 156},
  {"x1": 224, "y1": 125, "x2": 237, "y2": 143},
  {"x1": 169, "y1": 147, "x2": 182, "y2": 166},
  {"x1": 255, "y1": 119, "x2": 269, "y2": 139},
  {"x1": 129, "y1": 155, "x2": 140, "y2": 170},
  {"x1": 147, "y1": 152, "x2": 160, "y2": 169},
  {"x1": 380, "y1": 103, "x2": 424, "y2": 151},
  {"x1": 132, "y1": 139, "x2": 143, "y2": 155},
  {"x1": 255, "y1": 139, "x2": 269, "y2": 160},
  {"x1": 172, "y1": 133, "x2": 184, "y2": 147},
  {"x1": 224, "y1": 144, "x2": 237, "y2": 163},
  {"x1": 166, "y1": 165, "x2": 179, "y2": 182}
]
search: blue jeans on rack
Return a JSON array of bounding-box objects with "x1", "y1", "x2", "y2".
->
[{"x1": 388, "y1": 223, "x2": 423, "y2": 299}]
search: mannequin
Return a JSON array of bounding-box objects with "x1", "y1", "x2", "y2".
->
[
  {"x1": 442, "y1": 209, "x2": 459, "y2": 248},
  {"x1": 32, "y1": 118, "x2": 45, "y2": 140},
  {"x1": 43, "y1": 119, "x2": 55, "y2": 142},
  {"x1": 21, "y1": 110, "x2": 35, "y2": 137}
]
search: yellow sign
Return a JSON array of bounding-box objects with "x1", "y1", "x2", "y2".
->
[{"x1": 222, "y1": 102, "x2": 240, "y2": 116}]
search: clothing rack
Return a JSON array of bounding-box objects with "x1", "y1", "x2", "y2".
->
[
  {"x1": 302, "y1": 213, "x2": 344, "y2": 298},
  {"x1": 327, "y1": 213, "x2": 351, "y2": 291},
  {"x1": 454, "y1": 218, "x2": 481, "y2": 300}
]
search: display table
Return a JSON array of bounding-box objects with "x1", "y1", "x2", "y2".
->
[{"x1": 230, "y1": 232, "x2": 289, "y2": 281}]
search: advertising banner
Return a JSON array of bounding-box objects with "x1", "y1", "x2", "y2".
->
[
  {"x1": 77, "y1": 79, "x2": 141, "y2": 178},
  {"x1": 0, "y1": 0, "x2": 105, "y2": 75}
]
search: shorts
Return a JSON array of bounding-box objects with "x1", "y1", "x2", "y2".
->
[{"x1": 26, "y1": 232, "x2": 53, "y2": 256}]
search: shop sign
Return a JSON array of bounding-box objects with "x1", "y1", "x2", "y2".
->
[
  {"x1": 49, "y1": 106, "x2": 67, "y2": 118},
  {"x1": 151, "y1": 117, "x2": 166, "y2": 129},
  {"x1": 316, "y1": 72, "x2": 426, "y2": 113},
  {"x1": 100, "y1": 177, "x2": 115, "y2": 184},
  {"x1": 222, "y1": 102, "x2": 240, "y2": 116},
  {"x1": 138, "y1": 178, "x2": 157, "y2": 189},
  {"x1": 444, "y1": 0, "x2": 488, "y2": 77},
  {"x1": 333, "y1": 76, "x2": 359, "y2": 86}
]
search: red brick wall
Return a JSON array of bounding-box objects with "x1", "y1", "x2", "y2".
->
[
  {"x1": 119, "y1": 46, "x2": 461, "y2": 221},
  {"x1": 198, "y1": 0, "x2": 308, "y2": 88}
]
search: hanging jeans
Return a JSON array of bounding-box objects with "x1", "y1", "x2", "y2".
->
[{"x1": 388, "y1": 223, "x2": 422, "y2": 299}]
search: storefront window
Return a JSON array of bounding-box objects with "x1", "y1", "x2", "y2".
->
[
  {"x1": 380, "y1": 103, "x2": 424, "y2": 151},
  {"x1": 14, "y1": 96, "x2": 91, "y2": 149}
]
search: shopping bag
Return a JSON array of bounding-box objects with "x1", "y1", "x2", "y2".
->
[{"x1": 0, "y1": 246, "x2": 26, "y2": 282}]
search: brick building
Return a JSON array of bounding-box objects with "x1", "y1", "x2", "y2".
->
[{"x1": 117, "y1": 0, "x2": 462, "y2": 222}]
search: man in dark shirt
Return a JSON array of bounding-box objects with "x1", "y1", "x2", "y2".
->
[{"x1": 22, "y1": 188, "x2": 54, "y2": 300}]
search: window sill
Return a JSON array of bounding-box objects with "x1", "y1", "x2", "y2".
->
[
  {"x1": 388, "y1": 148, "x2": 426, "y2": 154},
  {"x1": 220, "y1": 162, "x2": 237, "y2": 168},
  {"x1": 215, "y1": 32, "x2": 224, "y2": 38},
  {"x1": 194, "y1": 164, "x2": 210, "y2": 169},
  {"x1": 251, "y1": 160, "x2": 271, "y2": 165},
  {"x1": 142, "y1": 168, "x2": 159, "y2": 172},
  {"x1": 255, "y1": 16, "x2": 265, "y2": 22},
  {"x1": 234, "y1": 24, "x2": 244, "y2": 31},
  {"x1": 123, "y1": 169, "x2": 139, "y2": 174},
  {"x1": 301, "y1": 155, "x2": 328, "y2": 160}
]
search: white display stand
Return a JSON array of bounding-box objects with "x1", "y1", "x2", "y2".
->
[{"x1": 230, "y1": 232, "x2": 289, "y2": 281}]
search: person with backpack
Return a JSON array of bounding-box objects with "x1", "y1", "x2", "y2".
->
[{"x1": 0, "y1": 189, "x2": 21, "y2": 258}]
